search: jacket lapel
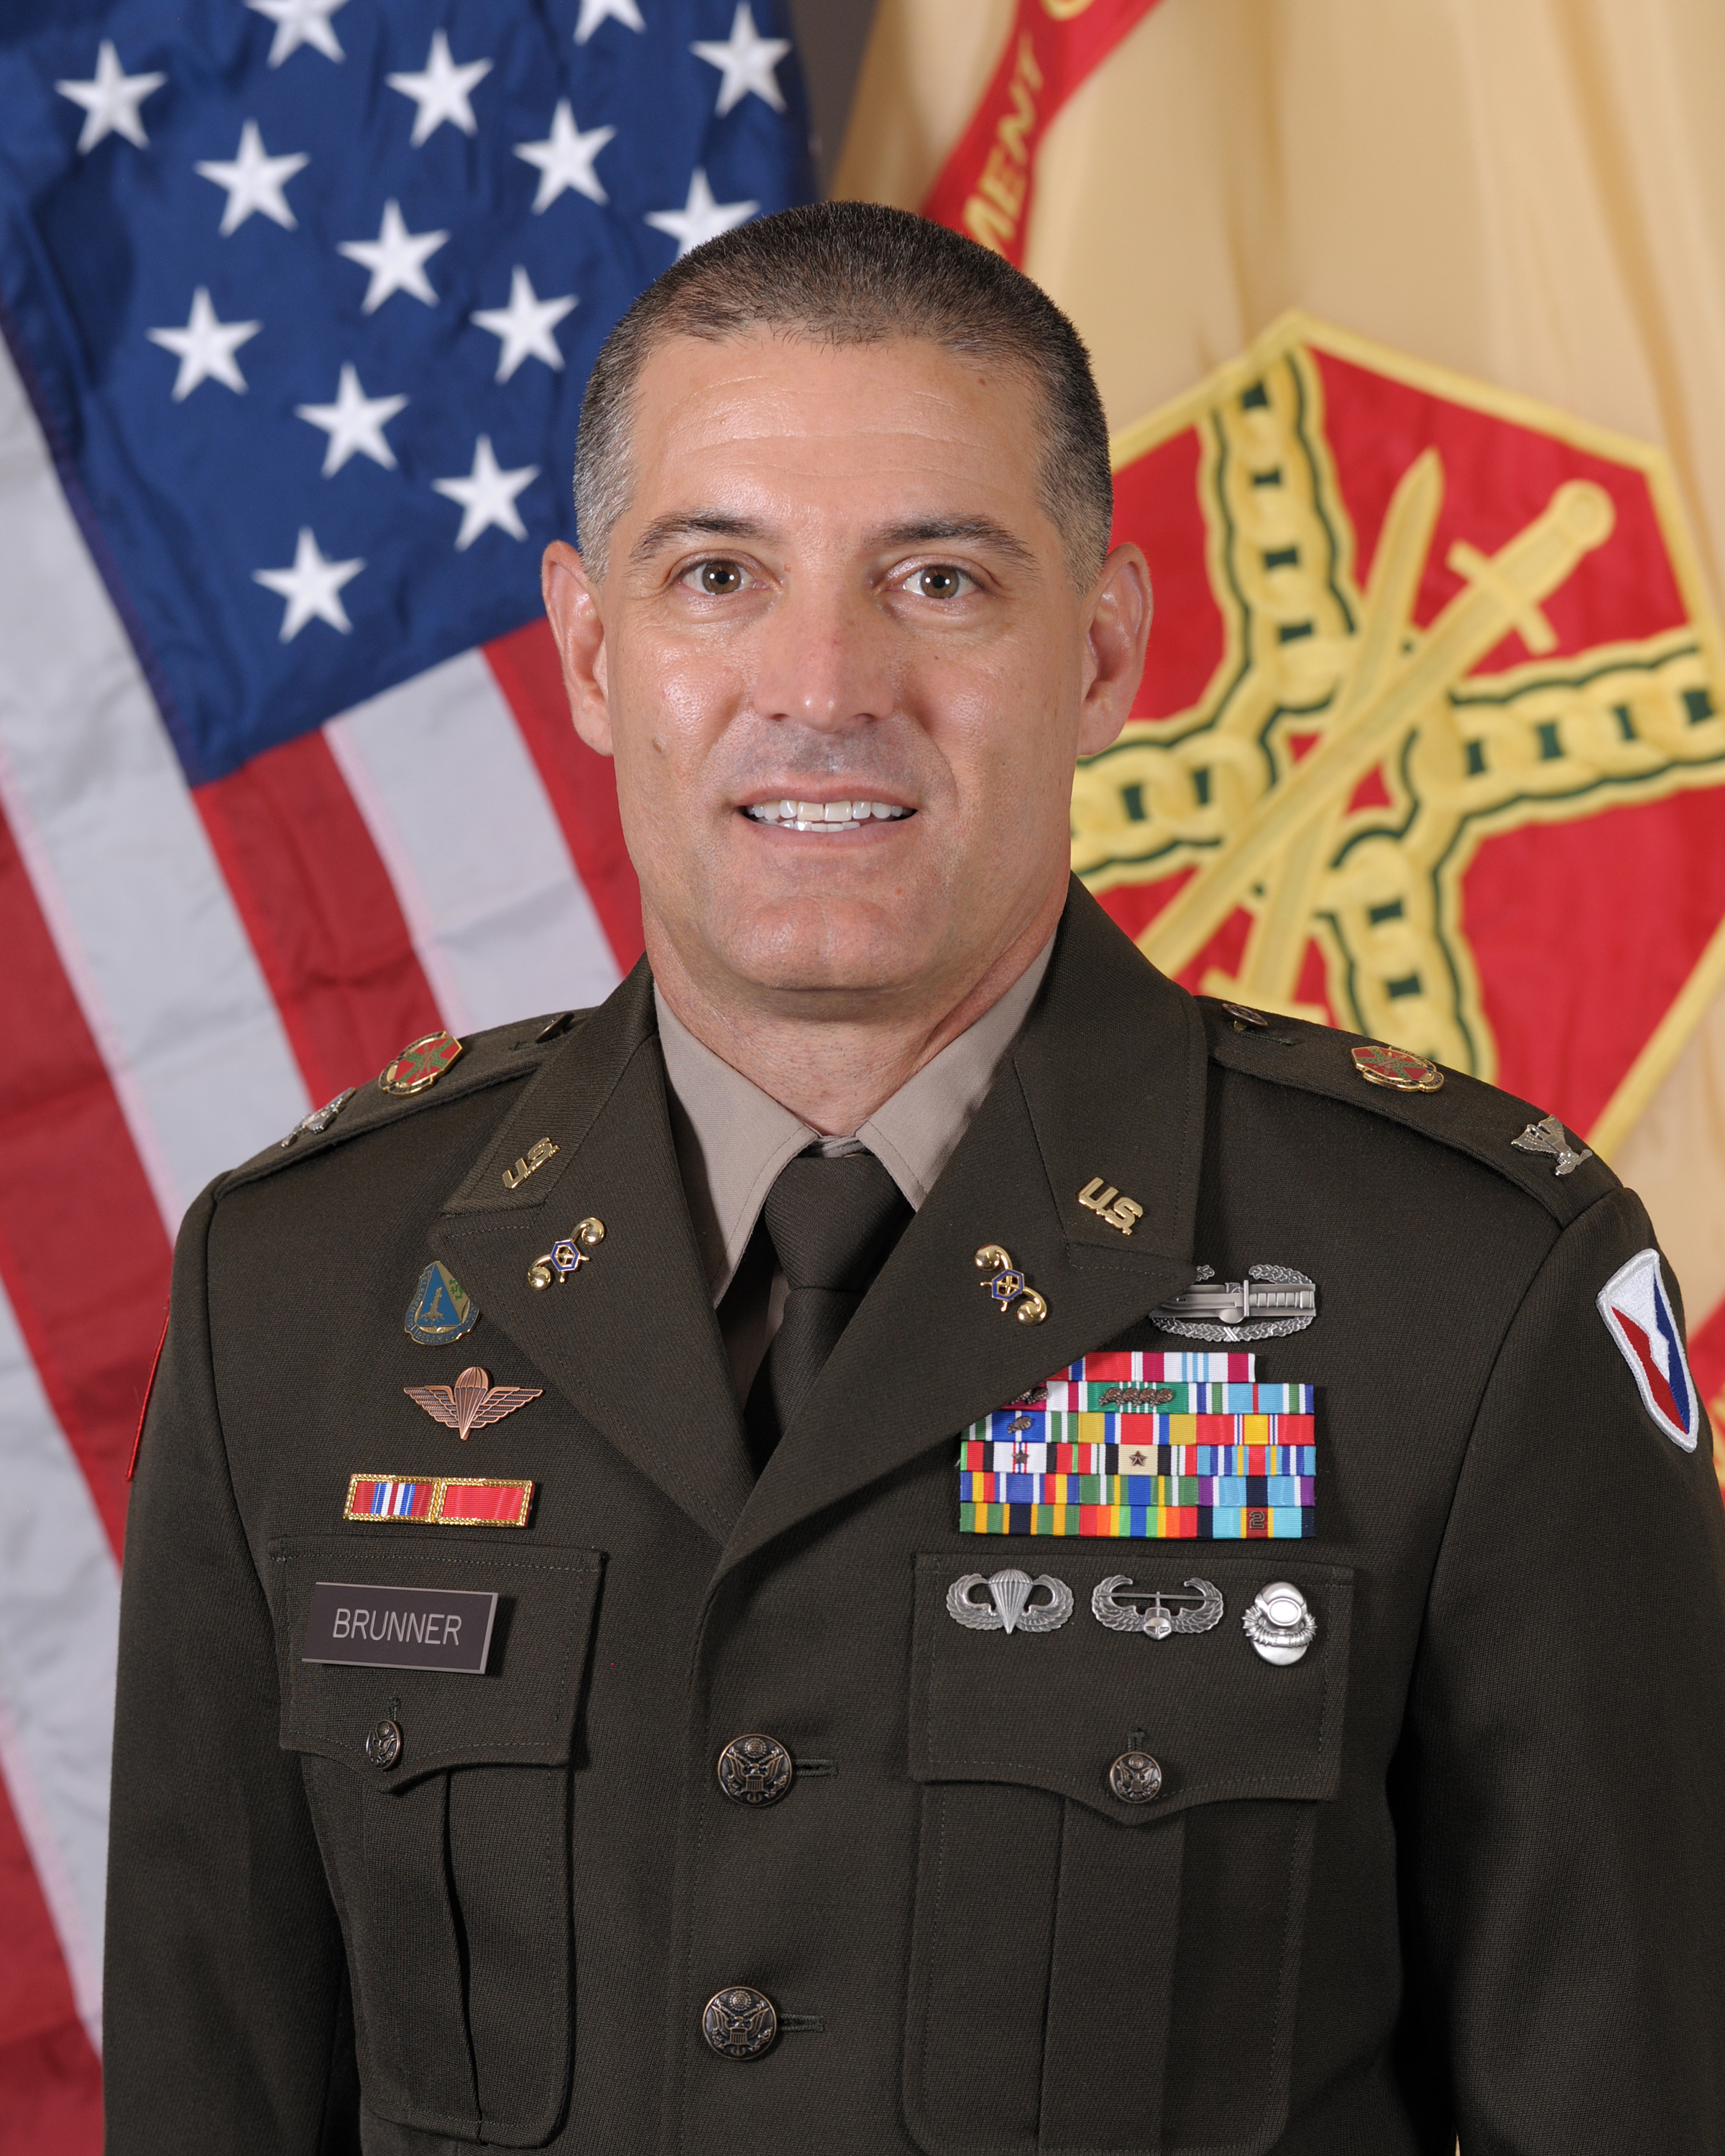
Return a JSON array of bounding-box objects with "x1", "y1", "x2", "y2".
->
[
  {"x1": 432, "y1": 963, "x2": 755, "y2": 1547},
  {"x1": 717, "y1": 883, "x2": 1208, "y2": 1579}
]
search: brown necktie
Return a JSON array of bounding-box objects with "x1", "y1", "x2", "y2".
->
[{"x1": 742, "y1": 1149, "x2": 911, "y2": 1470}]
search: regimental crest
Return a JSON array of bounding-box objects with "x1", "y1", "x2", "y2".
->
[
  {"x1": 380, "y1": 1028, "x2": 463, "y2": 1096},
  {"x1": 1080, "y1": 313, "x2": 1725, "y2": 1157},
  {"x1": 404, "y1": 1365, "x2": 541, "y2": 1441},
  {"x1": 1597, "y1": 1247, "x2": 1698, "y2": 1451}
]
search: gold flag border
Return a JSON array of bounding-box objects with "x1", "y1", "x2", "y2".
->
[{"x1": 1100, "y1": 310, "x2": 1725, "y2": 1161}]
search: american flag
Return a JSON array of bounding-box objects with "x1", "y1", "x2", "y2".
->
[{"x1": 0, "y1": 2, "x2": 809, "y2": 2135}]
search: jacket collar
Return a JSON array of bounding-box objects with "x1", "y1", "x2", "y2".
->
[
  {"x1": 431, "y1": 961, "x2": 756, "y2": 1547},
  {"x1": 431, "y1": 881, "x2": 1208, "y2": 1562}
]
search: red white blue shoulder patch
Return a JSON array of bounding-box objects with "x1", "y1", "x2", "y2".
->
[{"x1": 1597, "y1": 1248, "x2": 1698, "y2": 1452}]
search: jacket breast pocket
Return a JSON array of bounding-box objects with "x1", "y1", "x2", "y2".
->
[
  {"x1": 906, "y1": 1552, "x2": 1352, "y2": 2156},
  {"x1": 269, "y1": 1534, "x2": 604, "y2": 2150}
]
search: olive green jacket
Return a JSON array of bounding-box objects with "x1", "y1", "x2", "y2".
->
[{"x1": 104, "y1": 883, "x2": 1725, "y2": 2155}]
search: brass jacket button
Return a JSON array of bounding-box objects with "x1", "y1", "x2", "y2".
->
[
  {"x1": 365, "y1": 1718, "x2": 402, "y2": 1769},
  {"x1": 702, "y1": 1986, "x2": 778, "y2": 2059},
  {"x1": 1108, "y1": 1749, "x2": 1163, "y2": 1803},
  {"x1": 717, "y1": 1733, "x2": 794, "y2": 1805}
]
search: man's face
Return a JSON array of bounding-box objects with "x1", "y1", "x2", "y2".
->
[{"x1": 543, "y1": 330, "x2": 1149, "y2": 1023}]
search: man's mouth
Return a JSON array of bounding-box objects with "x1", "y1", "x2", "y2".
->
[{"x1": 742, "y1": 798, "x2": 914, "y2": 834}]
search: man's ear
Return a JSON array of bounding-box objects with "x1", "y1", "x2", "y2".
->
[
  {"x1": 1077, "y1": 540, "x2": 1152, "y2": 758},
  {"x1": 541, "y1": 540, "x2": 613, "y2": 758}
]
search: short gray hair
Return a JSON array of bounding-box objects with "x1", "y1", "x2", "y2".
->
[{"x1": 573, "y1": 201, "x2": 1113, "y2": 586}]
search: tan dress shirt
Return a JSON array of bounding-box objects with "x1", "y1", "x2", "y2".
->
[{"x1": 655, "y1": 941, "x2": 1053, "y2": 1400}]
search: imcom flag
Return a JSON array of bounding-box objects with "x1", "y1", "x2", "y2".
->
[{"x1": 1082, "y1": 313, "x2": 1725, "y2": 1155}]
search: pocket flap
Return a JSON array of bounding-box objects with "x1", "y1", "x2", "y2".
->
[
  {"x1": 269, "y1": 1533, "x2": 604, "y2": 1786},
  {"x1": 911, "y1": 1552, "x2": 1351, "y2": 1822}
]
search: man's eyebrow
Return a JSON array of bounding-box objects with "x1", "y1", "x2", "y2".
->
[
  {"x1": 631, "y1": 510, "x2": 773, "y2": 563},
  {"x1": 868, "y1": 516, "x2": 1038, "y2": 571}
]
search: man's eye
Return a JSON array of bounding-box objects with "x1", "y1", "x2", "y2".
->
[
  {"x1": 908, "y1": 565, "x2": 972, "y2": 600},
  {"x1": 686, "y1": 560, "x2": 746, "y2": 596}
]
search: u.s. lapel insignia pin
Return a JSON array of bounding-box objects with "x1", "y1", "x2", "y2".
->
[
  {"x1": 403, "y1": 1365, "x2": 541, "y2": 1440},
  {"x1": 1077, "y1": 1177, "x2": 1144, "y2": 1235},
  {"x1": 502, "y1": 1136, "x2": 559, "y2": 1190},
  {"x1": 975, "y1": 1244, "x2": 1048, "y2": 1324},
  {"x1": 404, "y1": 1261, "x2": 479, "y2": 1345}
]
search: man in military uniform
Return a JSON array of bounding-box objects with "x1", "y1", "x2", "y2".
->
[{"x1": 106, "y1": 203, "x2": 1725, "y2": 2154}]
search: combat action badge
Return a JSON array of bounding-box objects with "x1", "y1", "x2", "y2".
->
[{"x1": 404, "y1": 1261, "x2": 479, "y2": 1346}]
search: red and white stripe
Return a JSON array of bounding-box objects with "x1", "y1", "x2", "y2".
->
[{"x1": 0, "y1": 321, "x2": 638, "y2": 2145}]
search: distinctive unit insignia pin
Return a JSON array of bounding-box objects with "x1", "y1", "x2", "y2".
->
[
  {"x1": 404, "y1": 1261, "x2": 479, "y2": 1346},
  {"x1": 1243, "y1": 1580, "x2": 1316, "y2": 1664},
  {"x1": 1092, "y1": 1575, "x2": 1223, "y2": 1638},
  {"x1": 1150, "y1": 1263, "x2": 1317, "y2": 1342},
  {"x1": 380, "y1": 1029, "x2": 464, "y2": 1096},
  {"x1": 527, "y1": 1216, "x2": 605, "y2": 1290},
  {"x1": 1351, "y1": 1041, "x2": 1444, "y2": 1092},
  {"x1": 1077, "y1": 1176, "x2": 1144, "y2": 1235},
  {"x1": 343, "y1": 1473, "x2": 535, "y2": 1527},
  {"x1": 974, "y1": 1243, "x2": 1048, "y2": 1325},
  {"x1": 280, "y1": 1087, "x2": 354, "y2": 1148},
  {"x1": 946, "y1": 1568, "x2": 1074, "y2": 1634},
  {"x1": 502, "y1": 1136, "x2": 559, "y2": 1191},
  {"x1": 1512, "y1": 1113, "x2": 1593, "y2": 1177},
  {"x1": 403, "y1": 1365, "x2": 541, "y2": 1441}
]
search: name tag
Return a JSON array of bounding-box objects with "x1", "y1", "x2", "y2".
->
[{"x1": 303, "y1": 1581, "x2": 497, "y2": 1674}]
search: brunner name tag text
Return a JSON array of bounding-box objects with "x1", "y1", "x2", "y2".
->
[{"x1": 303, "y1": 1581, "x2": 497, "y2": 1674}]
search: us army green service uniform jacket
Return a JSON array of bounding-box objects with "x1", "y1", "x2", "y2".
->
[{"x1": 104, "y1": 885, "x2": 1725, "y2": 2155}]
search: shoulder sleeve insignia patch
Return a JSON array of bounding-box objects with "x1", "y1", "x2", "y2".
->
[{"x1": 1597, "y1": 1248, "x2": 1698, "y2": 1451}]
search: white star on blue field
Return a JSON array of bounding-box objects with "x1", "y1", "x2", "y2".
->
[{"x1": 3, "y1": 1, "x2": 811, "y2": 786}]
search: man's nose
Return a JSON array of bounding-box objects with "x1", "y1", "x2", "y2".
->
[{"x1": 748, "y1": 576, "x2": 896, "y2": 731}]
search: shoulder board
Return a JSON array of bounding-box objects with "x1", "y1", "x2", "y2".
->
[
  {"x1": 1196, "y1": 997, "x2": 1616, "y2": 1227},
  {"x1": 216, "y1": 1010, "x2": 594, "y2": 1201}
]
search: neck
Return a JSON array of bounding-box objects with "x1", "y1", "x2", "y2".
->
[{"x1": 646, "y1": 893, "x2": 1064, "y2": 1135}]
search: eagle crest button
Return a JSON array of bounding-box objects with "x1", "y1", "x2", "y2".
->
[
  {"x1": 702, "y1": 1986, "x2": 778, "y2": 2059},
  {"x1": 717, "y1": 1733, "x2": 794, "y2": 1806},
  {"x1": 1108, "y1": 1750, "x2": 1164, "y2": 1803},
  {"x1": 364, "y1": 1718, "x2": 402, "y2": 1769}
]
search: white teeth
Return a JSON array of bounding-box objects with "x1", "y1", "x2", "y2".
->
[{"x1": 744, "y1": 798, "x2": 911, "y2": 832}]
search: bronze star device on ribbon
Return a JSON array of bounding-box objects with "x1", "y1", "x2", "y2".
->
[{"x1": 403, "y1": 1366, "x2": 540, "y2": 1441}]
